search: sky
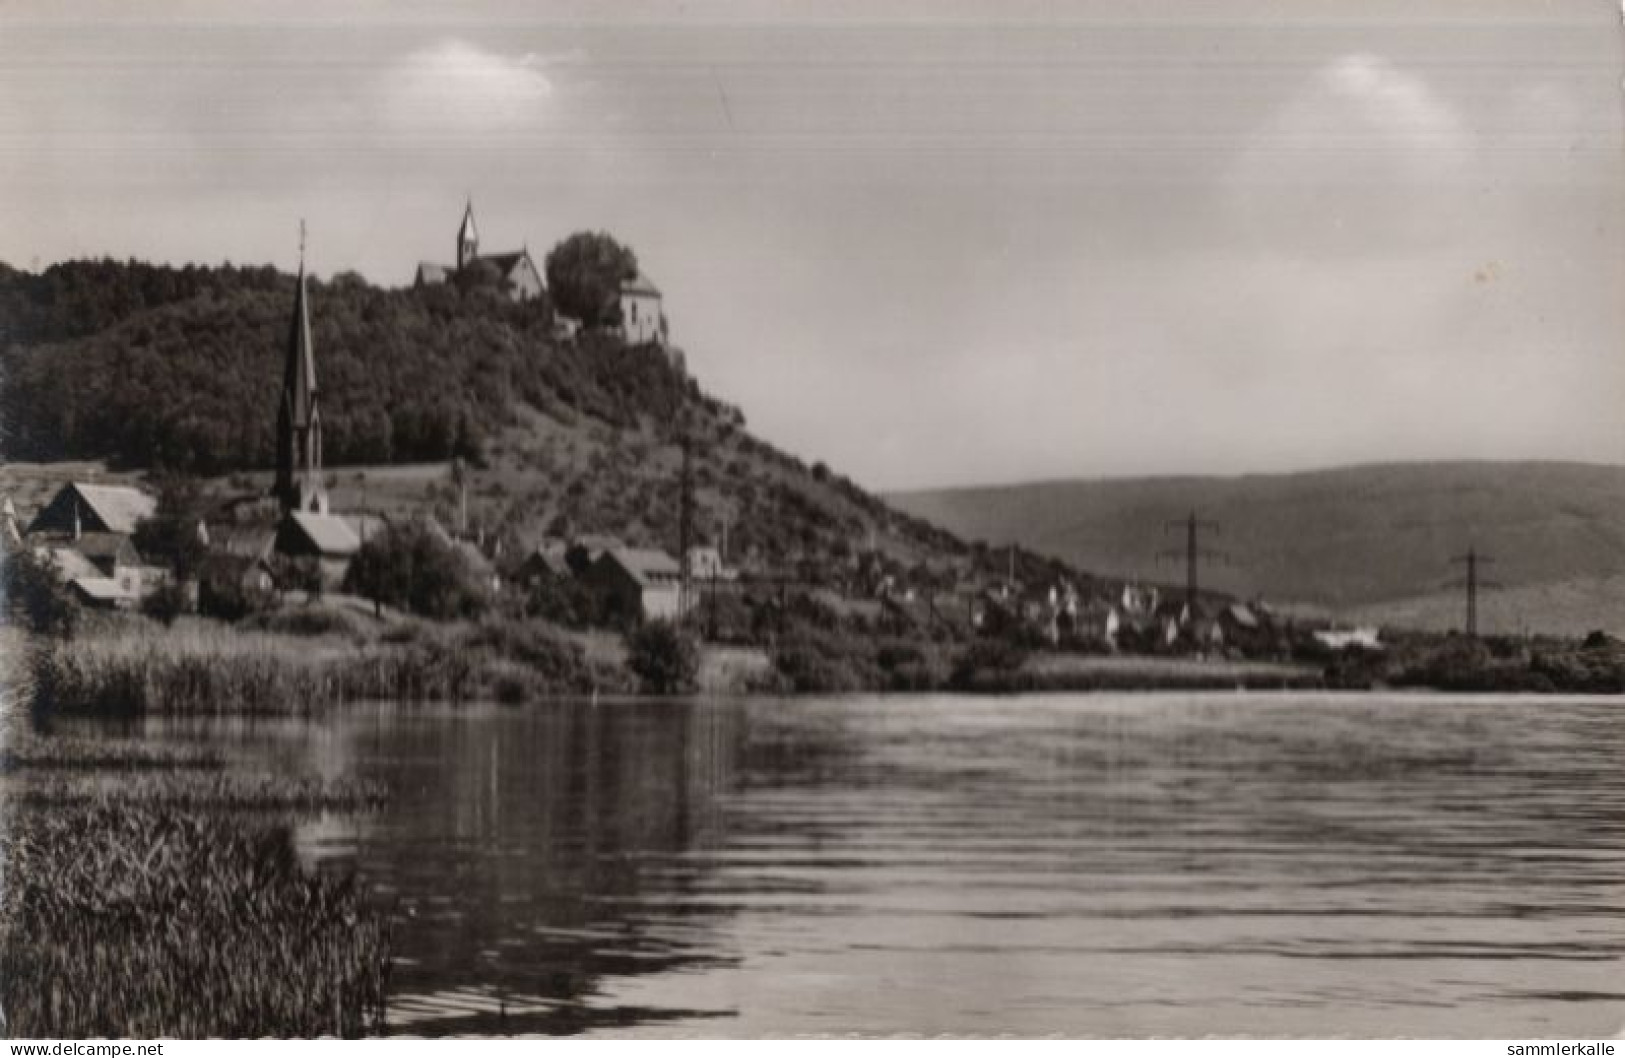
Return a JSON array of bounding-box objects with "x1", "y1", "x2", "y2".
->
[{"x1": 1, "y1": 0, "x2": 1622, "y2": 490}]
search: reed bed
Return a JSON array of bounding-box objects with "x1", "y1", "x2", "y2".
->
[
  {"x1": 0, "y1": 804, "x2": 391, "y2": 1038},
  {"x1": 29, "y1": 622, "x2": 480, "y2": 717},
  {"x1": 11, "y1": 771, "x2": 387, "y2": 810},
  {"x1": 1, "y1": 733, "x2": 224, "y2": 772},
  {"x1": 27, "y1": 617, "x2": 625, "y2": 717}
]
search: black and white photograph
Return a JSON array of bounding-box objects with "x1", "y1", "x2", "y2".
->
[{"x1": 1, "y1": 0, "x2": 1623, "y2": 1042}]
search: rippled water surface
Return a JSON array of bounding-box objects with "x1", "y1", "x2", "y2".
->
[{"x1": 120, "y1": 693, "x2": 1625, "y2": 1036}]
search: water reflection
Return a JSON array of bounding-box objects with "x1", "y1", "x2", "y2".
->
[{"x1": 87, "y1": 693, "x2": 1625, "y2": 1037}]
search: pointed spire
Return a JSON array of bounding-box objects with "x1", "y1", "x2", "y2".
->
[
  {"x1": 275, "y1": 219, "x2": 323, "y2": 514},
  {"x1": 285, "y1": 258, "x2": 316, "y2": 424},
  {"x1": 457, "y1": 198, "x2": 479, "y2": 269}
]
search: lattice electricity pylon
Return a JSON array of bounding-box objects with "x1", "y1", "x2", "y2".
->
[
  {"x1": 1447, "y1": 547, "x2": 1501, "y2": 639},
  {"x1": 1159, "y1": 510, "x2": 1225, "y2": 610}
]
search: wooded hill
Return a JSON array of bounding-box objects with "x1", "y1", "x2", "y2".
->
[
  {"x1": 889, "y1": 462, "x2": 1625, "y2": 635},
  {"x1": 0, "y1": 258, "x2": 1018, "y2": 583}
]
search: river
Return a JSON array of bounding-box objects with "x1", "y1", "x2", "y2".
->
[{"x1": 75, "y1": 692, "x2": 1625, "y2": 1037}]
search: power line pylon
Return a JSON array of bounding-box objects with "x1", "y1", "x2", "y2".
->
[
  {"x1": 1160, "y1": 510, "x2": 1223, "y2": 610},
  {"x1": 1448, "y1": 546, "x2": 1501, "y2": 639}
]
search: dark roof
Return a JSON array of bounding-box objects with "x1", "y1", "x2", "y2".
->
[
  {"x1": 621, "y1": 271, "x2": 662, "y2": 298},
  {"x1": 473, "y1": 251, "x2": 538, "y2": 278},
  {"x1": 415, "y1": 262, "x2": 451, "y2": 284}
]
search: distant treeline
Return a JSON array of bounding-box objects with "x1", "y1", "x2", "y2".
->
[{"x1": 0, "y1": 259, "x2": 695, "y2": 472}]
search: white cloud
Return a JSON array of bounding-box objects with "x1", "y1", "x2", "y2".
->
[
  {"x1": 380, "y1": 39, "x2": 555, "y2": 136},
  {"x1": 1223, "y1": 53, "x2": 1475, "y2": 257},
  {"x1": 1322, "y1": 53, "x2": 1470, "y2": 155}
]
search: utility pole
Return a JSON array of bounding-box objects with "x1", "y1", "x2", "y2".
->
[
  {"x1": 1160, "y1": 510, "x2": 1223, "y2": 611},
  {"x1": 1449, "y1": 547, "x2": 1500, "y2": 639}
]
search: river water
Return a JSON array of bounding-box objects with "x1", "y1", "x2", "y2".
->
[{"x1": 86, "y1": 692, "x2": 1625, "y2": 1037}]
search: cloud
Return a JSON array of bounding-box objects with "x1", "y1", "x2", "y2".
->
[
  {"x1": 1223, "y1": 53, "x2": 1474, "y2": 257},
  {"x1": 380, "y1": 39, "x2": 555, "y2": 137},
  {"x1": 1321, "y1": 53, "x2": 1470, "y2": 156}
]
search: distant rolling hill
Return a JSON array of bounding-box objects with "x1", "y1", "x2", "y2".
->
[{"x1": 888, "y1": 462, "x2": 1625, "y2": 636}]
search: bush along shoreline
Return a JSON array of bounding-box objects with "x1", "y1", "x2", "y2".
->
[{"x1": 0, "y1": 734, "x2": 392, "y2": 1038}]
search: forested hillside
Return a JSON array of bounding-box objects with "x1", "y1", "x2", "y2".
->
[
  {"x1": 0, "y1": 261, "x2": 700, "y2": 472},
  {"x1": 0, "y1": 258, "x2": 993, "y2": 579}
]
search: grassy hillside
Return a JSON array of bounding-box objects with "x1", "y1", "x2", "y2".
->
[{"x1": 888, "y1": 462, "x2": 1625, "y2": 626}]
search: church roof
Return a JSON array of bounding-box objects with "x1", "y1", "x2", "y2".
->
[
  {"x1": 459, "y1": 200, "x2": 479, "y2": 245},
  {"x1": 284, "y1": 511, "x2": 360, "y2": 557},
  {"x1": 621, "y1": 272, "x2": 662, "y2": 298},
  {"x1": 475, "y1": 251, "x2": 533, "y2": 275}
]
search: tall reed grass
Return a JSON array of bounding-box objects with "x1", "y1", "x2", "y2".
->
[
  {"x1": 27, "y1": 618, "x2": 629, "y2": 717},
  {"x1": 28, "y1": 622, "x2": 478, "y2": 717},
  {"x1": 0, "y1": 804, "x2": 391, "y2": 1038}
]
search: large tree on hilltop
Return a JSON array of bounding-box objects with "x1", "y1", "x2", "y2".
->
[{"x1": 545, "y1": 232, "x2": 637, "y2": 328}]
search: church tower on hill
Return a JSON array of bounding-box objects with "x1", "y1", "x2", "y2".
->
[
  {"x1": 457, "y1": 199, "x2": 480, "y2": 271},
  {"x1": 275, "y1": 234, "x2": 326, "y2": 516}
]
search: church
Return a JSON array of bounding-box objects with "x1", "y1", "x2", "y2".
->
[
  {"x1": 413, "y1": 200, "x2": 545, "y2": 302},
  {"x1": 414, "y1": 201, "x2": 670, "y2": 346},
  {"x1": 268, "y1": 254, "x2": 368, "y2": 589}
]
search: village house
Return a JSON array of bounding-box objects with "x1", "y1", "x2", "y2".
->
[
  {"x1": 619, "y1": 272, "x2": 668, "y2": 346},
  {"x1": 199, "y1": 524, "x2": 279, "y2": 595},
  {"x1": 23, "y1": 482, "x2": 163, "y2": 608},
  {"x1": 414, "y1": 201, "x2": 544, "y2": 302},
  {"x1": 1314, "y1": 626, "x2": 1383, "y2": 652},
  {"x1": 516, "y1": 539, "x2": 573, "y2": 588},
  {"x1": 26, "y1": 482, "x2": 156, "y2": 538},
  {"x1": 583, "y1": 547, "x2": 684, "y2": 623},
  {"x1": 685, "y1": 545, "x2": 736, "y2": 583},
  {"x1": 273, "y1": 510, "x2": 361, "y2": 590}
]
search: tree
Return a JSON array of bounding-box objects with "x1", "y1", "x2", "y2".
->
[
  {"x1": 544, "y1": 232, "x2": 638, "y2": 328},
  {"x1": 132, "y1": 477, "x2": 210, "y2": 580},
  {"x1": 343, "y1": 521, "x2": 488, "y2": 621},
  {"x1": 2, "y1": 549, "x2": 78, "y2": 637},
  {"x1": 625, "y1": 619, "x2": 699, "y2": 695}
]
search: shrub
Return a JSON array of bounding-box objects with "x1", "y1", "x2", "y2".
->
[
  {"x1": 343, "y1": 521, "x2": 488, "y2": 621},
  {"x1": 140, "y1": 581, "x2": 189, "y2": 626},
  {"x1": 949, "y1": 638, "x2": 1029, "y2": 690},
  {"x1": 2, "y1": 548, "x2": 78, "y2": 637},
  {"x1": 626, "y1": 620, "x2": 700, "y2": 695}
]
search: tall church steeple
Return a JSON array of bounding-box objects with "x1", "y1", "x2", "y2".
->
[
  {"x1": 275, "y1": 222, "x2": 325, "y2": 515},
  {"x1": 457, "y1": 199, "x2": 480, "y2": 270}
]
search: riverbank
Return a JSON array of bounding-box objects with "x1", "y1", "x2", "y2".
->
[
  {"x1": 0, "y1": 728, "x2": 392, "y2": 1037},
  {"x1": 24, "y1": 613, "x2": 633, "y2": 718},
  {"x1": 19, "y1": 608, "x2": 1625, "y2": 722}
]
